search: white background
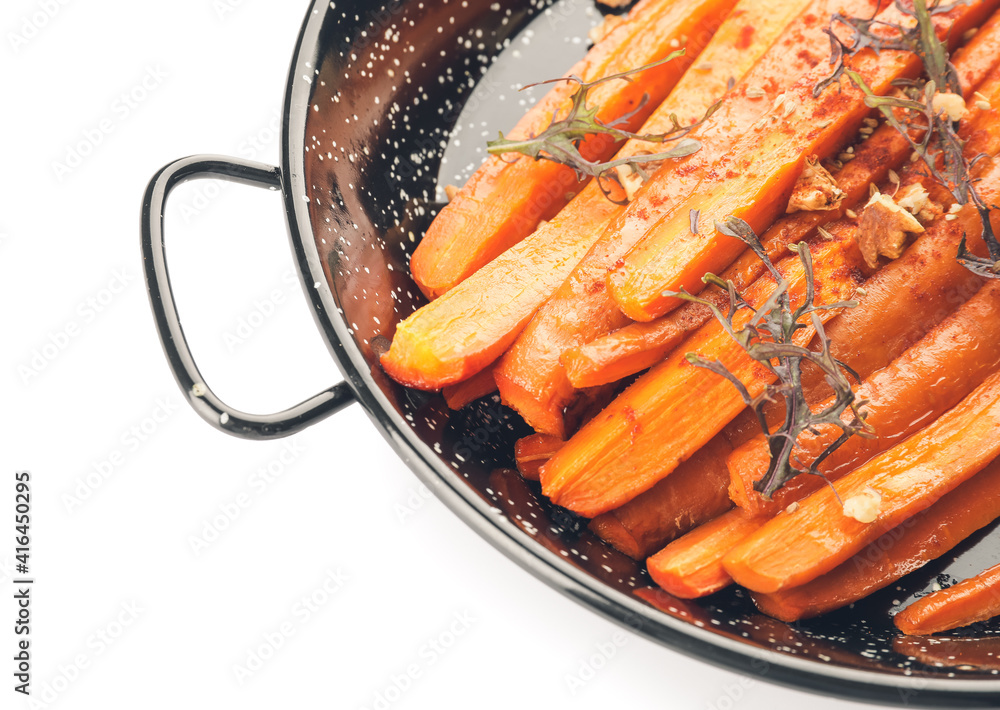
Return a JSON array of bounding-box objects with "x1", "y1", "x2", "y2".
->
[{"x1": 0, "y1": 1, "x2": 878, "y2": 708}]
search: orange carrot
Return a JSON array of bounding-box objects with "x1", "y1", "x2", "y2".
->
[
  {"x1": 647, "y1": 509, "x2": 764, "y2": 598},
  {"x1": 751, "y1": 457, "x2": 1000, "y2": 621},
  {"x1": 499, "y1": 7, "x2": 1000, "y2": 425},
  {"x1": 538, "y1": 234, "x2": 861, "y2": 517},
  {"x1": 442, "y1": 365, "x2": 497, "y2": 410},
  {"x1": 409, "y1": 0, "x2": 738, "y2": 299},
  {"x1": 728, "y1": 280, "x2": 1000, "y2": 517},
  {"x1": 588, "y1": 433, "x2": 734, "y2": 559},
  {"x1": 606, "y1": 0, "x2": 997, "y2": 322},
  {"x1": 895, "y1": 562, "x2": 1000, "y2": 636},
  {"x1": 514, "y1": 433, "x2": 563, "y2": 482},
  {"x1": 495, "y1": 0, "x2": 859, "y2": 436},
  {"x1": 383, "y1": 0, "x2": 809, "y2": 393},
  {"x1": 724, "y1": 370, "x2": 1000, "y2": 594}
]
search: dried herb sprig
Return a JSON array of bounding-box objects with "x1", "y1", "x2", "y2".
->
[
  {"x1": 816, "y1": 0, "x2": 1000, "y2": 277},
  {"x1": 486, "y1": 50, "x2": 721, "y2": 204},
  {"x1": 664, "y1": 217, "x2": 871, "y2": 499}
]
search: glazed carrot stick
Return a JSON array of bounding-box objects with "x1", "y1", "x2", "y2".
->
[
  {"x1": 384, "y1": 0, "x2": 811, "y2": 393},
  {"x1": 500, "y1": 8, "x2": 1000, "y2": 421},
  {"x1": 895, "y1": 562, "x2": 1000, "y2": 636},
  {"x1": 409, "y1": 0, "x2": 738, "y2": 299},
  {"x1": 560, "y1": 120, "x2": 909, "y2": 388},
  {"x1": 514, "y1": 433, "x2": 563, "y2": 482},
  {"x1": 539, "y1": 234, "x2": 861, "y2": 517},
  {"x1": 751, "y1": 457, "x2": 1000, "y2": 621},
  {"x1": 724, "y1": 370, "x2": 1000, "y2": 594},
  {"x1": 606, "y1": 0, "x2": 998, "y2": 322},
  {"x1": 588, "y1": 432, "x2": 734, "y2": 559},
  {"x1": 442, "y1": 365, "x2": 497, "y2": 410},
  {"x1": 647, "y1": 509, "x2": 764, "y2": 598},
  {"x1": 728, "y1": 280, "x2": 1000, "y2": 517},
  {"x1": 495, "y1": 0, "x2": 856, "y2": 436}
]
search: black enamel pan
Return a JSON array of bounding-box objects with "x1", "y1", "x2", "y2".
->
[{"x1": 140, "y1": 1, "x2": 1000, "y2": 705}]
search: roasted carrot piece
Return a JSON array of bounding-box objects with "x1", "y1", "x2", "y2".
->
[
  {"x1": 729, "y1": 280, "x2": 1000, "y2": 517},
  {"x1": 409, "y1": 0, "x2": 738, "y2": 300},
  {"x1": 588, "y1": 433, "x2": 734, "y2": 559},
  {"x1": 514, "y1": 433, "x2": 563, "y2": 482},
  {"x1": 895, "y1": 562, "x2": 1000, "y2": 636},
  {"x1": 442, "y1": 365, "x2": 497, "y2": 410},
  {"x1": 751, "y1": 458, "x2": 1000, "y2": 621},
  {"x1": 606, "y1": 0, "x2": 998, "y2": 322},
  {"x1": 496, "y1": 0, "x2": 851, "y2": 436},
  {"x1": 538, "y1": 235, "x2": 861, "y2": 517},
  {"x1": 647, "y1": 509, "x2": 764, "y2": 598},
  {"x1": 387, "y1": 0, "x2": 814, "y2": 395},
  {"x1": 503, "y1": 9, "x2": 1000, "y2": 410},
  {"x1": 724, "y1": 370, "x2": 1000, "y2": 594}
]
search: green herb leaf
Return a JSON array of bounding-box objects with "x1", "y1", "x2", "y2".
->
[
  {"x1": 665, "y1": 218, "x2": 871, "y2": 499},
  {"x1": 487, "y1": 50, "x2": 720, "y2": 204}
]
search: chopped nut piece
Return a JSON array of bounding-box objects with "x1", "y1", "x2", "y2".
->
[
  {"x1": 842, "y1": 487, "x2": 883, "y2": 524},
  {"x1": 587, "y1": 14, "x2": 625, "y2": 44},
  {"x1": 857, "y1": 191, "x2": 926, "y2": 268},
  {"x1": 931, "y1": 91, "x2": 968, "y2": 122},
  {"x1": 614, "y1": 164, "x2": 644, "y2": 202},
  {"x1": 896, "y1": 182, "x2": 939, "y2": 224},
  {"x1": 786, "y1": 155, "x2": 846, "y2": 213},
  {"x1": 443, "y1": 184, "x2": 461, "y2": 201}
]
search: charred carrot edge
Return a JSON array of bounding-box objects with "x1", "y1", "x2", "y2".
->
[
  {"x1": 409, "y1": 0, "x2": 738, "y2": 300},
  {"x1": 559, "y1": 22, "x2": 1000, "y2": 390},
  {"x1": 895, "y1": 561, "x2": 1000, "y2": 636},
  {"x1": 384, "y1": 0, "x2": 810, "y2": 394},
  {"x1": 442, "y1": 365, "x2": 498, "y2": 410},
  {"x1": 751, "y1": 457, "x2": 1000, "y2": 622},
  {"x1": 588, "y1": 432, "x2": 733, "y2": 559},
  {"x1": 514, "y1": 433, "x2": 564, "y2": 482},
  {"x1": 606, "y1": 0, "x2": 998, "y2": 322},
  {"x1": 724, "y1": 370, "x2": 1000, "y2": 594},
  {"x1": 495, "y1": 0, "x2": 844, "y2": 436},
  {"x1": 538, "y1": 234, "x2": 861, "y2": 517},
  {"x1": 728, "y1": 280, "x2": 1000, "y2": 516},
  {"x1": 647, "y1": 509, "x2": 764, "y2": 598}
]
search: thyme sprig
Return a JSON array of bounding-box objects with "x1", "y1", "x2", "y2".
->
[
  {"x1": 815, "y1": 0, "x2": 1000, "y2": 277},
  {"x1": 487, "y1": 50, "x2": 721, "y2": 204},
  {"x1": 664, "y1": 217, "x2": 872, "y2": 499}
]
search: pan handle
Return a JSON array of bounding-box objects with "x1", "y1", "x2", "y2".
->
[{"x1": 141, "y1": 155, "x2": 356, "y2": 440}]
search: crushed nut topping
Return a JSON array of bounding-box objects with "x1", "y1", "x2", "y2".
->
[
  {"x1": 842, "y1": 486, "x2": 883, "y2": 524},
  {"x1": 786, "y1": 155, "x2": 846, "y2": 213},
  {"x1": 857, "y1": 191, "x2": 926, "y2": 268},
  {"x1": 931, "y1": 91, "x2": 968, "y2": 122}
]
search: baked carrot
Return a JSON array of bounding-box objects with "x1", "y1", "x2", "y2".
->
[
  {"x1": 895, "y1": 562, "x2": 1000, "y2": 636},
  {"x1": 647, "y1": 508, "x2": 764, "y2": 598},
  {"x1": 442, "y1": 365, "x2": 497, "y2": 410},
  {"x1": 496, "y1": 0, "x2": 856, "y2": 436},
  {"x1": 588, "y1": 432, "x2": 734, "y2": 559},
  {"x1": 751, "y1": 457, "x2": 1000, "y2": 621},
  {"x1": 514, "y1": 433, "x2": 563, "y2": 482},
  {"x1": 560, "y1": 119, "x2": 910, "y2": 388},
  {"x1": 728, "y1": 280, "x2": 1000, "y2": 517},
  {"x1": 724, "y1": 370, "x2": 1000, "y2": 594},
  {"x1": 409, "y1": 0, "x2": 737, "y2": 299},
  {"x1": 606, "y1": 0, "x2": 998, "y2": 322},
  {"x1": 503, "y1": 8, "x2": 1000, "y2": 414},
  {"x1": 385, "y1": 0, "x2": 813, "y2": 394},
  {"x1": 539, "y1": 234, "x2": 861, "y2": 517}
]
